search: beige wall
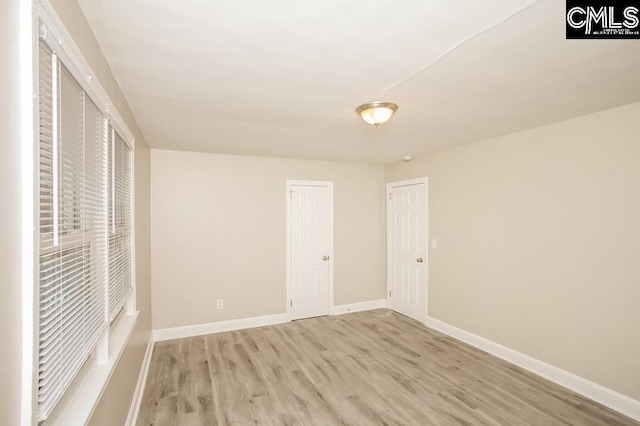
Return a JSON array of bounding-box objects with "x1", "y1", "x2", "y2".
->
[
  {"x1": 385, "y1": 101, "x2": 640, "y2": 400},
  {"x1": 151, "y1": 150, "x2": 385, "y2": 329},
  {"x1": 48, "y1": 1, "x2": 153, "y2": 424},
  {"x1": 0, "y1": 0, "x2": 23, "y2": 424}
]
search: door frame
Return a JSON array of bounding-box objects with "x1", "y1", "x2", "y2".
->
[
  {"x1": 286, "y1": 180, "x2": 334, "y2": 322},
  {"x1": 386, "y1": 177, "x2": 429, "y2": 322}
]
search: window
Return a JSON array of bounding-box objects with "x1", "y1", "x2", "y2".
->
[
  {"x1": 36, "y1": 26, "x2": 134, "y2": 421},
  {"x1": 107, "y1": 126, "x2": 134, "y2": 320}
]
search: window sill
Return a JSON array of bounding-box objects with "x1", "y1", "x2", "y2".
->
[{"x1": 43, "y1": 311, "x2": 139, "y2": 425}]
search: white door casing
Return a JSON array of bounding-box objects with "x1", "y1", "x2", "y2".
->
[
  {"x1": 287, "y1": 181, "x2": 333, "y2": 320},
  {"x1": 387, "y1": 178, "x2": 428, "y2": 322}
]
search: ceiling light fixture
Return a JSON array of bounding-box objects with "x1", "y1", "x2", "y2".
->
[{"x1": 356, "y1": 101, "x2": 398, "y2": 126}]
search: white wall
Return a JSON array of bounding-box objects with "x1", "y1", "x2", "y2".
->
[
  {"x1": 385, "y1": 101, "x2": 640, "y2": 401},
  {"x1": 151, "y1": 150, "x2": 386, "y2": 329},
  {"x1": 0, "y1": 0, "x2": 23, "y2": 424}
]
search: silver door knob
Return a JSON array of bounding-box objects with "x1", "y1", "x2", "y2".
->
[
  {"x1": 323, "y1": 256, "x2": 330, "y2": 261},
  {"x1": 417, "y1": 257, "x2": 423, "y2": 263}
]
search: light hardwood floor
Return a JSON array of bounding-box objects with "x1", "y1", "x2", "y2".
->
[{"x1": 137, "y1": 309, "x2": 638, "y2": 425}]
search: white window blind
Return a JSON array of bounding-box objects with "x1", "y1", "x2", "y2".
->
[
  {"x1": 107, "y1": 127, "x2": 133, "y2": 320},
  {"x1": 36, "y1": 33, "x2": 134, "y2": 421}
]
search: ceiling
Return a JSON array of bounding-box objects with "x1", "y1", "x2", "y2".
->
[{"x1": 78, "y1": 0, "x2": 640, "y2": 164}]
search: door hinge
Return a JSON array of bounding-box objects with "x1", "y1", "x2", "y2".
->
[
  {"x1": 290, "y1": 300, "x2": 292, "y2": 307},
  {"x1": 388, "y1": 193, "x2": 392, "y2": 200},
  {"x1": 290, "y1": 190, "x2": 294, "y2": 198},
  {"x1": 388, "y1": 290, "x2": 391, "y2": 297}
]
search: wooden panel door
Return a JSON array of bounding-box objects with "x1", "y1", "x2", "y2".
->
[
  {"x1": 387, "y1": 179, "x2": 427, "y2": 322},
  {"x1": 290, "y1": 183, "x2": 332, "y2": 320}
]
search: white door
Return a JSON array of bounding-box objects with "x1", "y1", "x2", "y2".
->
[
  {"x1": 289, "y1": 182, "x2": 333, "y2": 320},
  {"x1": 387, "y1": 178, "x2": 428, "y2": 322}
]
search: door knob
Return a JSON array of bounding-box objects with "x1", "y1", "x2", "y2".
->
[
  {"x1": 323, "y1": 256, "x2": 330, "y2": 261},
  {"x1": 417, "y1": 257, "x2": 423, "y2": 263}
]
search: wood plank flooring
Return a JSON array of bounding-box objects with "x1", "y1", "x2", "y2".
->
[{"x1": 137, "y1": 309, "x2": 638, "y2": 425}]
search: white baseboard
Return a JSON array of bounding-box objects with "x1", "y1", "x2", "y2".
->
[
  {"x1": 153, "y1": 313, "x2": 289, "y2": 342},
  {"x1": 153, "y1": 301, "x2": 389, "y2": 342},
  {"x1": 425, "y1": 316, "x2": 640, "y2": 422},
  {"x1": 332, "y1": 299, "x2": 386, "y2": 315},
  {"x1": 125, "y1": 336, "x2": 154, "y2": 426}
]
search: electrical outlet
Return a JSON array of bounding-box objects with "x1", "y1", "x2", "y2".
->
[{"x1": 217, "y1": 299, "x2": 224, "y2": 309}]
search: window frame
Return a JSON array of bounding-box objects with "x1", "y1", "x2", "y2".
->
[
  {"x1": 106, "y1": 124, "x2": 135, "y2": 322},
  {"x1": 25, "y1": 1, "x2": 139, "y2": 424}
]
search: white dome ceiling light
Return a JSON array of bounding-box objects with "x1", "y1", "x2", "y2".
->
[{"x1": 356, "y1": 101, "x2": 398, "y2": 126}]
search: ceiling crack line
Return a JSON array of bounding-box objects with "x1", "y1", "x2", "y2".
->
[{"x1": 307, "y1": 0, "x2": 545, "y2": 136}]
